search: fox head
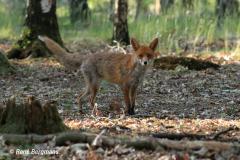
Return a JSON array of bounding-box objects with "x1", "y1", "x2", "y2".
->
[{"x1": 131, "y1": 38, "x2": 159, "y2": 66}]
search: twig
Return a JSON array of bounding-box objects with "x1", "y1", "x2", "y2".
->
[
  {"x1": 92, "y1": 129, "x2": 107, "y2": 147},
  {"x1": 211, "y1": 126, "x2": 239, "y2": 140}
]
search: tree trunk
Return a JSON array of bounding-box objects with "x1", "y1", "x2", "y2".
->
[
  {"x1": 0, "y1": 96, "x2": 67, "y2": 134},
  {"x1": 216, "y1": 0, "x2": 239, "y2": 26},
  {"x1": 112, "y1": 0, "x2": 130, "y2": 45},
  {"x1": 0, "y1": 51, "x2": 14, "y2": 74},
  {"x1": 69, "y1": 0, "x2": 90, "y2": 24},
  {"x1": 182, "y1": 0, "x2": 194, "y2": 9},
  {"x1": 135, "y1": 0, "x2": 142, "y2": 20},
  {"x1": 155, "y1": 0, "x2": 160, "y2": 15},
  {"x1": 7, "y1": 0, "x2": 63, "y2": 59},
  {"x1": 160, "y1": 0, "x2": 175, "y2": 13},
  {"x1": 109, "y1": 0, "x2": 115, "y2": 22}
]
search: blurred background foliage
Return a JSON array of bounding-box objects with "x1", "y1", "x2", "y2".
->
[{"x1": 0, "y1": 0, "x2": 239, "y2": 53}]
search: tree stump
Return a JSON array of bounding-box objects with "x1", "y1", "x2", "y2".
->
[
  {"x1": 0, "y1": 96, "x2": 67, "y2": 134},
  {"x1": 153, "y1": 56, "x2": 220, "y2": 70}
]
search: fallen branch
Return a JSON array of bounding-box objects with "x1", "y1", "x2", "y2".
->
[
  {"x1": 1, "y1": 131, "x2": 239, "y2": 152},
  {"x1": 152, "y1": 126, "x2": 239, "y2": 141},
  {"x1": 55, "y1": 132, "x2": 240, "y2": 152},
  {"x1": 153, "y1": 56, "x2": 220, "y2": 70},
  {"x1": 1, "y1": 134, "x2": 54, "y2": 145}
]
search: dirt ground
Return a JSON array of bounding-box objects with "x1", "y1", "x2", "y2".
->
[{"x1": 0, "y1": 41, "x2": 240, "y2": 159}]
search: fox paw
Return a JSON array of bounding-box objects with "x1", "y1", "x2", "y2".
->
[{"x1": 127, "y1": 109, "x2": 135, "y2": 115}]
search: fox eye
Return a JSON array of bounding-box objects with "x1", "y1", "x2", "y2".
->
[{"x1": 147, "y1": 54, "x2": 153, "y2": 58}]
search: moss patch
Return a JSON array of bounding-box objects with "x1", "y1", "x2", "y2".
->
[{"x1": 0, "y1": 51, "x2": 15, "y2": 74}]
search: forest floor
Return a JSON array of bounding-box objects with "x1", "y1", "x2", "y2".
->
[{"x1": 0, "y1": 40, "x2": 240, "y2": 159}]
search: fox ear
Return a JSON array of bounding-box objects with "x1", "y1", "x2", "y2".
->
[
  {"x1": 131, "y1": 38, "x2": 140, "y2": 51},
  {"x1": 149, "y1": 38, "x2": 158, "y2": 51},
  {"x1": 155, "y1": 51, "x2": 160, "y2": 58}
]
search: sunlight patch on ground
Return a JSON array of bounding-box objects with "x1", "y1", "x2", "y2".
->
[
  {"x1": 11, "y1": 58, "x2": 63, "y2": 68},
  {"x1": 64, "y1": 117, "x2": 240, "y2": 135}
]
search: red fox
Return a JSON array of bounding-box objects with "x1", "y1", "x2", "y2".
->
[{"x1": 39, "y1": 36, "x2": 159, "y2": 115}]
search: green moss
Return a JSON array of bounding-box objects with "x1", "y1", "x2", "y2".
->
[{"x1": 0, "y1": 51, "x2": 15, "y2": 75}]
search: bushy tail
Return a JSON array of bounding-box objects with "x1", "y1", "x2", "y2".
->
[{"x1": 38, "y1": 36, "x2": 85, "y2": 69}]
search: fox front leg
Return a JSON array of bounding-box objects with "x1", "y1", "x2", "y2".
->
[{"x1": 129, "y1": 86, "x2": 137, "y2": 115}]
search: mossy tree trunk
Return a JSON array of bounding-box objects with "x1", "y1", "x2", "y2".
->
[
  {"x1": 0, "y1": 96, "x2": 67, "y2": 134},
  {"x1": 69, "y1": 0, "x2": 90, "y2": 25},
  {"x1": 0, "y1": 50, "x2": 14, "y2": 74},
  {"x1": 112, "y1": 0, "x2": 130, "y2": 45},
  {"x1": 7, "y1": 0, "x2": 63, "y2": 59}
]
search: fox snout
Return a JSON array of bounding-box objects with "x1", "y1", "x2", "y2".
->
[{"x1": 139, "y1": 57, "x2": 149, "y2": 66}]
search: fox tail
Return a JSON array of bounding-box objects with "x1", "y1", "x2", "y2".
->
[{"x1": 38, "y1": 36, "x2": 84, "y2": 69}]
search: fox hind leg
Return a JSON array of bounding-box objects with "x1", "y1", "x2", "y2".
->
[
  {"x1": 81, "y1": 67, "x2": 100, "y2": 113},
  {"x1": 77, "y1": 85, "x2": 90, "y2": 112}
]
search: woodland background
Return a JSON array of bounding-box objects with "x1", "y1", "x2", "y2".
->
[{"x1": 0, "y1": 0, "x2": 239, "y2": 159}]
